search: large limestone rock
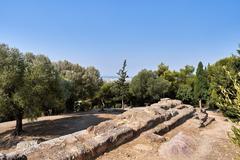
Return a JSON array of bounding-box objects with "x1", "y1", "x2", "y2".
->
[
  {"x1": 1, "y1": 99, "x2": 196, "y2": 160},
  {"x1": 151, "y1": 98, "x2": 182, "y2": 110}
]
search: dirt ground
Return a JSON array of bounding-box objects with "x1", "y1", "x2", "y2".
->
[
  {"x1": 0, "y1": 110, "x2": 122, "y2": 153},
  {"x1": 1, "y1": 110, "x2": 240, "y2": 160},
  {"x1": 97, "y1": 111, "x2": 240, "y2": 160}
]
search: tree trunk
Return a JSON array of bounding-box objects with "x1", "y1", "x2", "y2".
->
[
  {"x1": 122, "y1": 97, "x2": 124, "y2": 109},
  {"x1": 199, "y1": 99, "x2": 202, "y2": 112},
  {"x1": 15, "y1": 111, "x2": 23, "y2": 136},
  {"x1": 101, "y1": 99, "x2": 105, "y2": 111}
]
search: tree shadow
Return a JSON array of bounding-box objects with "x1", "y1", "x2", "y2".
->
[{"x1": 0, "y1": 110, "x2": 124, "y2": 150}]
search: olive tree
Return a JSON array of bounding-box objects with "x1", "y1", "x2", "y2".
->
[
  {"x1": 0, "y1": 44, "x2": 25, "y2": 135},
  {"x1": 0, "y1": 45, "x2": 66, "y2": 135}
]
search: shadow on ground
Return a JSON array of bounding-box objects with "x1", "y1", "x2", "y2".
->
[{"x1": 0, "y1": 110, "x2": 124, "y2": 150}]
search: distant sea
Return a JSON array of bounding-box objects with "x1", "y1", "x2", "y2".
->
[{"x1": 102, "y1": 76, "x2": 132, "y2": 82}]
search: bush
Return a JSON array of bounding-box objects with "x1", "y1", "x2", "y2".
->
[
  {"x1": 176, "y1": 84, "x2": 194, "y2": 104},
  {"x1": 230, "y1": 126, "x2": 240, "y2": 147},
  {"x1": 115, "y1": 103, "x2": 122, "y2": 108},
  {"x1": 217, "y1": 68, "x2": 240, "y2": 149}
]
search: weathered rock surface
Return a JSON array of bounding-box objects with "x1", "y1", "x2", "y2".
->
[
  {"x1": 194, "y1": 110, "x2": 215, "y2": 128},
  {"x1": 141, "y1": 132, "x2": 166, "y2": 143},
  {"x1": 143, "y1": 105, "x2": 195, "y2": 136},
  {"x1": 15, "y1": 141, "x2": 38, "y2": 154},
  {"x1": 1, "y1": 99, "x2": 196, "y2": 160},
  {"x1": 158, "y1": 132, "x2": 197, "y2": 160},
  {"x1": 151, "y1": 98, "x2": 182, "y2": 110}
]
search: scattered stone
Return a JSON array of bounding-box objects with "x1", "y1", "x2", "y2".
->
[
  {"x1": 194, "y1": 110, "x2": 215, "y2": 128},
  {"x1": 196, "y1": 112, "x2": 208, "y2": 122},
  {"x1": 202, "y1": 117, "x2": 215, "y2": 127}
]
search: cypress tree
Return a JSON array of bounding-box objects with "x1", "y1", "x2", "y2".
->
[
  {"x1": 116, "y1": 59, "x2": 129, "y2": 109},
  {"x1": 194, "y1": 61, "x2": 208, "y2": 109}
]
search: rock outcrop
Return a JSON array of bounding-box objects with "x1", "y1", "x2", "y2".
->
[
  {"x1": 158, "y1": 132, "x2": 197, "y2": 160},
  {"x1": 193, "y1": 109, "x2": 215, "y2": 128},
  {"x1": 0, "y1": 99, "x2": 196, "y2": 160}
]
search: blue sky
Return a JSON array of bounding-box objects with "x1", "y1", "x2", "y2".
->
[{"x1": 1, "y1": 0, "x2": 240, "y2": 76}]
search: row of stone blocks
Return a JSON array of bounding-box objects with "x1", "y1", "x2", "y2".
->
[{"x1": 0, "y1": 99, "x2": 195, "y2": 160}]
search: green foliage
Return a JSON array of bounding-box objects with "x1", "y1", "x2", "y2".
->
[
  {"x1": 74, "y1": 100, "x2": 92, "y2": 112},
  {"x1": 216, "y1": 66, "x2": 240, "y2": 149},
  {"x1": 2, "y1": 42, "x2": 240, "y2": 138},
  {"x1": 231, "y1": 126, "x2": 240, "y2": 147},
  {"x1": 194, "y1": 62, "x2": 208, "y2": 103},
  {"x1": 22, "y1": 54, "x2": 66, "y2": 115},
  {"x1": 176, "y1": 65, "x2": 195, "y2": 104},
  {"x1": 156, "y1": 63, "x2": 177, "y2": 98},
  {"x1": 116, "y1": 59, "x2": 129, "y2": 108},
  {"x1": 176, "y1": 84, "x2": 194, "y2": 104},
  {"x1": 83, "y1": 66, "x2": 103, "y2": 99},
  {"x1": 0, "y1": 45, "x2": 69, "y2": 134},
  {"x1": 207, "y1": 56, "x2": 240, "y2": 108},
  {"x1": 156, "y1": 63, "x2": 169, "y2": 77},
  {"x1": 0, "y1": 44, "x2": 26, "y2": 134},
  {"x1": 156, "y1": 63, "x2": 195, "y2": 99},
  {"x1": 54, "y1": 60, "x2": 102, "y2": 112},
  {"x1": 0, "y1": 44, "x2": 102, "y2": 134},
  {"x1": 0, "y1": 44, "x2": 25, "y2": 115},
  {"x1": 217, "y1": 69, "x2": 240, "y2": 119},
  {"x1": 130, "y1": 69, "x2": 170, "y2": 105},
  {"x1": 130, "y1": 69, "x2": 154, "y2": 105},
  {"x1": 96, "y1": 82, "x2": 116, "y2": 110},
  {"x1": 146, "y1": 77, "x2": 170, "y2": 101}
]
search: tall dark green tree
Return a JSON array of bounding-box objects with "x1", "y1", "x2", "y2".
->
[
  {"x1": 116, "y1": 59, "x2": 129, "y2": 109},
  {"x1": 194, "y1": 62, "x2": 208, "y2": 109}
]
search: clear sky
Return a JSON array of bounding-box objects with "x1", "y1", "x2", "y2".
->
[{"x1": 1, "y1": 0, "x2": 240, "y2": 76}]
